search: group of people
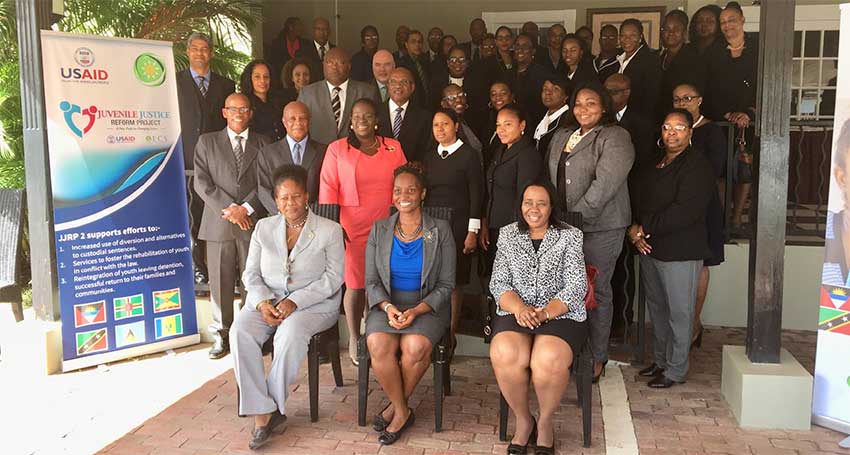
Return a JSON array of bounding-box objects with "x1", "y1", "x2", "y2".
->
[{"x1": 175, "y1": 2, "x2": 757, "y2": 451}]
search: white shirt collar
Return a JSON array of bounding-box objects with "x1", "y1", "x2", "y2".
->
[
  {"x1": 326, "y1": 79, "x2": 349, "y2": 93},
  {"x1": 617, "y1": 45, "x2": 644, "y2": 73},
  {"x1": 437, "y1": 139, "x2": 464, "y2": 157},
  {"x1": 286, "y1": 134, "x2": 308, "y2": 150},
  {"x1": 533, "y1": 104, "x2": 569, "y2": 140},
  {"x1": 388, "y1": 98, "x2": 410, "y2": 113},
  {"x1": 227, "y1": 127, "x2": 249, "y2": 145},
  {"x1": 314, "y1": 41, "x2": 328, "y2": 53},
  {"x1": 616, "y1": 105, "x2": 628, "y2": 122},
  {"x1": 449, "y1": 76, "x2": 464, "y2": 86}
]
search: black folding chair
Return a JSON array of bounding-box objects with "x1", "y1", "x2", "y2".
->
[
  {"x1": 0, "y1": 189, "x2": 24, "y2": 330},
  {"x1": 237, "y1": 203, "x2": 344, "y2": 422},
  {"x1": 495, "y1": 211, "x2": 593, "y2": 448},
  {"x1": 357, "y1": 206, "x2": 454, "y2": 432}
]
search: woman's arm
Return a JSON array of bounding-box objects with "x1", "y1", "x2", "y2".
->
[
  {"x1": 286, "y1": 223, "x2": 345, "y2": 309},
  {"x1": 318, "y1": 142, "x2": 340, "y2": 204},
  {"x1": 241, "y1": 228, "x2": 277, "y2": 309},
  {"x1": 549, "y1": 229, "x2": 588, "y2": 318}
]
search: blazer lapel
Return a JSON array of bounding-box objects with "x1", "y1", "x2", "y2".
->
[
  {"x1": 273, "y1": 215, "x2": 289, "y2": 270},
  {"x1": 289, "y1": 209, "x2": 317, "y2": 259},
  {"x1": 300, "y1": 139, "x2": 317, "y2": 169},
  {"x1": 218, "y1": 130, "x2": 238, "y2": 175},
  {"x1": 239, "y1": 133, "x2": 260, "y2": 179},
  {"x1": 420, "y1": 213, "x2": 438, "y2": 289},
  {"x1": 339, "y1": 82, "x2": 357, "y2": 136},
  {"x1": 376, "y1": 214, "x2": 396, "y2": 289},
  {"x1": 565, "y1": 126, "x2": 601, "y2": 159}
]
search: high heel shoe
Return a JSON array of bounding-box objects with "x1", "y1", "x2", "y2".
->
[
  {"x1": 533, "y1": 419, "x2": 554, "y2": 455},
  {"x1": 691, "y1": 326, "x2": 704, "y2": 350},
  {"x1": 507, "y1": 417, "x2": 537, "y2": 454},
  {"x1": 372, "y1": 403, "x2": 392, "y2": 432},
  {"x1": 378, "y1": 408, "x2": 415, "y2": 445},
  {"x1": 349, "y1": 338, "x2": 359, "y2": 366},
  {"x1": 592, "y1": 360, "x2": 608, "y2": 384}
]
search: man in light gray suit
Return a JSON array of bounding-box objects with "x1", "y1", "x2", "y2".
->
[
  {"x1": 194, "y1": 93, "x2": 270, "y2": 359},
  {"x1": 257, "y1": 101, "x2": 327, "y2": 211},
  {"x1": 231, "y1": 165, "x2": 344, "y2": 449},
  {"x1": 297, "y1": 47, "x2": 381, "y2": 145}
]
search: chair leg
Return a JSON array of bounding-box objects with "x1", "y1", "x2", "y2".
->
[
  {"x1": 308, "y1": 339, "x2": 320, "y2": 422},
  {"x1": 498, "y1": 392, "x2": 508, "y2": 441},
  {"x1": 443, "y1": 358, "x2": 452, "y2": 396},
  {"x1": 357, "y1": 337, "x2": 369, "y2": 427},
  {"x1": 580, "y1": 347, "x2": 593, "y2": 447},
  {"x1": 433, "y1": 359, "x2": 444, "y2": 432},
  {"x1": 329, "y1": 339, "x2": 344, "y2": 387}
]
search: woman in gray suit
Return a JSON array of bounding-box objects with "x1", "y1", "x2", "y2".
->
[
  {"x1": 230, "y1": 165, "x2": 345, "y2": 450},
  {"x1": 545, "y1": 82, "x2": 634, "y2": 382},
  {"x1": 364, "y1": 164, "x2": 456, "y2": 445}
]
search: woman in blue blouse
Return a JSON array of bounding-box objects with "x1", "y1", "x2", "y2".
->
[{"x1": 364, "y1": 164, "x2": 456, "y2": 445}]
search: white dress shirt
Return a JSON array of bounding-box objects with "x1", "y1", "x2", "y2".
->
[
  {"x1": 226, "y1": 127, "x2": 254, "y2": 215},
  {"x1": 326, "y1": 79, "x2": 349, "y2": 128},
  {"x1": 449, "y1": 76, "x2": 464, "y2": 87},
  {"x1": 617, "y1": 45, "x2": 644, "y2": 74},
  {"x1": 616, "y1": 105, "x2": 628, "y2": 122},
  {"x1": 388, "y1": 99, "x2": 409, "y2": 132},
  {"x1": 314, "y1": 41, "x2": 329, "y2": 59},
  {"x1": 533, "y1": 104, "x2": 570, "y2": 140},
  {"x1": 436, "y1": 139, "x2": 481, "y2": 233}
]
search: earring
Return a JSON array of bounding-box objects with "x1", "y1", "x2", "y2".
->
[
  {"x1": 374, "y1": 125, "x2": 378, "y2": 131},
  {"x1": 350, "y1": 125, "x2": 354, "y2": 131}
]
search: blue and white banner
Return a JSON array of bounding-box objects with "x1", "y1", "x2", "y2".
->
[
  {"x1": 41, "y1": 31, "x2": 199, "y2": 371},
  {"x1": 814, "y1": 3, "x2": 850, "y2": 439}
]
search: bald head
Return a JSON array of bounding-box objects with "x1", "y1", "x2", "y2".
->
[
  {"x1": 323, "y1": 47, "x2": 351, "y2": 85},
  {"x1": 372, "y1": 49, "x2": 395, "y2": 84},
  {"x1": 282, "y1": 101, "x2": 310, "y2": 141},
  {"x1": 604, "y1": 73, "x2": 632, "y2": 112}
]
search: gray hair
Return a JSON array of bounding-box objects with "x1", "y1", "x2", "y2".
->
[{"x1": 186, "y1": 32, "x2": 213, "y2": 49}]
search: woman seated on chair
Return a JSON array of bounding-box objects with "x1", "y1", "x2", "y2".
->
[
  {"x1": 230, "y1": 165, "x2": 345, "y2": 450},
  {"x1": 489, "y1": 178, "x2": 588, "y2": 455},
  {"x1": 364, "y1": 164, "x2": 456, "y2": 445}
]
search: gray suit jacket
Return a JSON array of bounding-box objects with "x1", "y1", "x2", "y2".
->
[
  {"x1": 297, "y1": 79, "x2": 381, "y2": 145},
  {"x1": 365, "y1": 212, "x2": 455, "y2": 313},
  {"x1": 545, "y1": 124, "x2": 634, "y2": 232},
  {"x1": 257, "y1": 137, "x2": 328, "y2": 212},
  {"x1": 242, "y1": 212, "x2": 345, "y2": 313},
  {"x1": 194, "y1": 129, "x2": 270, "y2": 241}
]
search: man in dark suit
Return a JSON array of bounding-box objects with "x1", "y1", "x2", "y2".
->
[
  {"x1": 537, "y1": 23, "x2": 566, "y2": 73},
  {"x1": 177, "y1": 32, "x2": 236, "y2": 285},
  {"x1": 372, "y1": 49, "x2": 396, "y2": 103},
  {"x1": 397, "y1": 30, "x2": 431, "y2": 110},
  {"x1": 428, "y1": 45, "x2": 487, "y2": 114},
  {"x1": 351, "y1": 25, "x2": 379, "y2": 82},
  {"x1": 392, "y1": 25, "x2": 410, "y2": 64},
  {"x1": 297, "y1": 47, "x2": 381, "y2": 145},
  {"x1": 460, "y1": 18, "x2": 487, "y2": 62},
  {"x1": 257, "y1": 101, "x2": 327, "y2": 211},
  {"x1": 295, "y1": 17, "x2": 335, "y2": 82},
  {"x1": 378, "y1": 68, "x2": 432, "y2": 162},
  {"x1": 604, "y1": 73, "x2": 656, "y2": 343},
  {"x1": 427, "y1": 27, "x2": 444, "y2": 63},
  {"x1": 194, "y1": 93, "x2": 270, "y2": 359}
]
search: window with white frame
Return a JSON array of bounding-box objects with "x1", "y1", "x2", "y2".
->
[{"x1": 792, "y1": 29, "x2": 838, "y2": 119}]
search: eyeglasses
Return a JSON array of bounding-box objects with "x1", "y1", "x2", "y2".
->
[
  {"x1": 388, "y1": 79, "x2": 412, "y2": 87},
  {"x1": 600, "y1": 35, "x2": 618, "y2": 41},
  {"x1": 514, "y1": 44, "x2": 534, "y2": 51},
  {"x1": 672, "y1": 95, "x2": 699, "y2": 104},
  {"x1": 225, "y1": 107, "x2": 251, "y2": 114},
  {"x1": 442, "y1": 93, "x2": 467, "y2": 102},
  {"x1": 482, "y1": 44, "x2": 496, "y2": 49},
  {"x1": 661, "y1": 124, "x2": 689, "y2": 132},
  {"x1": 447, "y1": 57, "x2": 467, "y2": 63},
  {"x1": 607, "y1": 88, "x2": 630, "y2": 96}
]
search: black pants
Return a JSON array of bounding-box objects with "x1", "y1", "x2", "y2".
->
[{"x1": 610, "y1": 236, "x2": 635, "y2": 337}]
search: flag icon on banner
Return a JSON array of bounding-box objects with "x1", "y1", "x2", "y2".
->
[
  {"x1": 113, "y1": 294, "x2": 144, "y2": 320},
  {"x1": 153, "y1": 288, "x2": 181, "y2": 313},
  {"x1": 155, "y1": 314, "x2": 183, "y2": 339},
  {"x1": 74, "y1": 301, "x2": 106, "y2": 328},
  {"x1": 820, "y1": 285, "x2": 850, "y2": 311},
  {"x1": 115, "y1": 320, "x2": 145, "y2": 348},
  {"x1": 76, "y1": 328, "x2": 108, "y2": 355}
]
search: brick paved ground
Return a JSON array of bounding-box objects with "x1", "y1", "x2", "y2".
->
[{"x1": 97, "y1": 328, "x2": 848, "y2": 455}]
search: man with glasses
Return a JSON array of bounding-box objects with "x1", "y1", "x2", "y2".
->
[
  {"x1": 429, "y1": 45, "x2": 486, "y2": 113},
  {"x1": 177, "y1": 31, "x2": 236, "y2": 286},
  {"x1": 441, "y1": 84, "x2": 483, "y2": 160},
  {"x1": 537, "y1": 23, "x2": 566, "y2": 73},
  {"x1": 377, "y1": 68, "x2": 432, "y2": 162},
  {"x1": 512, "y1": 33, "x2": 550, "y2": 126},
  {"x1": 595, "y1": 24, "x2": 621, "y2": 83},
  {"x1": 351, "y1": 25, "x2": 380, "y2": 82},
  {"x1": 194, "y1": 93, "x2": 270, "y2": 359}
]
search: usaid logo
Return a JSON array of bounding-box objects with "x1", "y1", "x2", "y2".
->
[
  {"x1": 74, "y1": 47, "x2": 94, "y2": 67},
  {"x1": 107, "y1": 135, "x2": 136, "y2": 144}
]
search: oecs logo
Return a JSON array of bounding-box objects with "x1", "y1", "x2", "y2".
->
[
  {"x1": 59, "y1": 101, "x2": 97, "y2": 138},
  {"x1": 134, "y1": 53, "x2": 166, "y2": 86}
]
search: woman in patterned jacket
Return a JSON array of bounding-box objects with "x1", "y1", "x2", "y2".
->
[{"x1": 488, "y1": 178, "x2": 588, "y2": 455}]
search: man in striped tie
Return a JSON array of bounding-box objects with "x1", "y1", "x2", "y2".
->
[
  {"x1": 297, "y1": 47, "x2": 381, "y2": 145},
  {"x1": 377, "y1": 68, "x2": 432, "y2": 162}
]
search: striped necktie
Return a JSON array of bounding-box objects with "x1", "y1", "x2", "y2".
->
[
  {"x1": 293, "y1": 142, "x2": 303, "y2": 165},
  {"x1": 412, "y1": 58, "x2": 428, "y2": 94},
  {"x1": 331, "y1": 86, "x2": 341, "y2": 127},
  {"x1": 392, "y1": 107, "x2": 403, "y2": 139},
  {"x1": 233, "y1": 135, "x2": 244, "y2": 174},
  {"x1": 197, "y1": 75, "x2": 207, "y2": 97}
]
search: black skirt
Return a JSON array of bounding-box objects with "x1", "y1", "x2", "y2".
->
[{"x1": 491, "y1": 313, "x2": 588, "y2": 355}]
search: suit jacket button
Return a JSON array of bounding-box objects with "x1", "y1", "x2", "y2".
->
[{"x1": 566, "y1": 179, "x2": 571, "y2": 184}]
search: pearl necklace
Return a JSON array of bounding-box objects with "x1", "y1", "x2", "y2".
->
[{"x1": 286, "y1": 212, "x2": 308, "y2": 230}]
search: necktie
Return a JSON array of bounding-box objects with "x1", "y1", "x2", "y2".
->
[
  {"x1": 392, "y1": 107, "x2": 404, "y2": 139},
  {"x1": 440, "y1": 149, "x2": 448, "y2": 159},
  {"x1": 472, "y1": 46, "x2": 479, "y2": 61},
  {"x1": 233, "y1": 135, "x2": 244, "y2": 174},
  {"x1": 197, "y1": 75, "x2": 207, "y2": 97},
  {"x1": 379, "y1": 84, "x2": 388, "y2": 102},
  {"x1": 293, "y1": 142, "x2": 303, "y2": 165},
  {"x1": 319, "y1": 45, "x2": 326, "y2": 61},
  {"x1": 331, "y1": 86, "x2": 341, "y2": 127},
  {"x1": 413, "y1": 58, "x2": 429, "y2": 94}
]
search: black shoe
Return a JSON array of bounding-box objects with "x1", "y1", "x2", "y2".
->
[
  {"x1": 691, "y1": 326, "x2": 704, "y2": 350},
  {"x1": 638, "y1": 363, "x2": 665, "y2": 377},
  {"x1": 592, "y1": 360, "x2": 608, "y2": 384},
  {"x1": 507, "y1": 417, "x2": 537, "y2": 454},
  {"x1": 648, "y1": 375, "x2": 683, "y2": 388},
  {"x1": 372, "y1": 403, "x2": 392, "y2": 432},
  {"x1": 248, "y1": 412, "x2": 286, "y2": 450},
  {"x1": 209, "y1": 337, "x2": 229, "y2": 359},
  {"x1": 534, "y1": 445, "x2": 554, "y2": 455},
  {"x1": 378, "y1": 408, "x2": 415, "y2": 445}
]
